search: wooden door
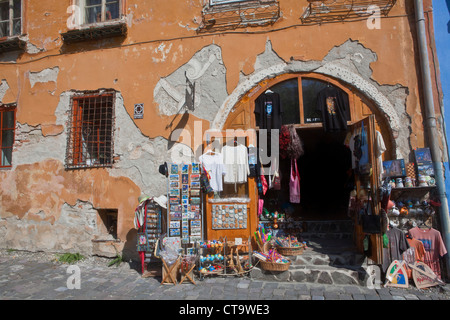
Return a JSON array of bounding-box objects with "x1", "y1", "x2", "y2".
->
[{"x1": 351, "y1": 115, "x2": 383, "y2": 264}]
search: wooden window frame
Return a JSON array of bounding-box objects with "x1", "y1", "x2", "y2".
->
[
  {"x1": 65, "y1": 91, "x2": 115, "y2": 170},
  {"x1": 0, "y1": 0, "x2": 21, "y2": 38},
  {"x1": 80, "y1": 0, "x2": 122, "y2": 25},
  {"x1": 0, "y1": 104, "x2": 16, "y2": 169},
  {"x1": 251, "y1": 73, "x2": 356, "y2": 129}
]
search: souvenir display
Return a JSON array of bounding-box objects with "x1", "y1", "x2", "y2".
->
[
  {"x1": 167, "y1": 163, "x2": 203, "y2": 244},
  {"x1": 211, "y1": 204, "x2": 248, "y2": 230},
  {"x1": 134, "y1": 198, "x2": 164, "y2": 274}
]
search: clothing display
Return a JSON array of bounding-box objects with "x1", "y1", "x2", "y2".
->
[
  {"x1": 254, "y1": 91, "x2": 283, "y2": 131},
  {"x1": 222, "y1": 144, "x2": 250, "y2": 184},
  {"x1": 402, "y1": 236, "x2": 426, "y2": 279},
  {"x1": 316, "y1": 86, "x2": 349, "y2": 132},
  {"x1": 199, "y1": 152, "x2": 226, "y2": 192},
  {"x1": 375, "y1": 131, "x2": 386, "y2": 178},
  {"x1": 382, "y1": 226, "x2": 410, "y2": 272},
  {"x1": 408, "y1": 227, "x2": 448, "y2": 279}
]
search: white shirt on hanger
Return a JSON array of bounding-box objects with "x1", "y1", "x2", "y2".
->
[
  {"x1": 222, "y1": 144, "x2": 250, "y2": 184},
  {"x1": 199, "y1": 152, "x2": 226, "y2": 192}
]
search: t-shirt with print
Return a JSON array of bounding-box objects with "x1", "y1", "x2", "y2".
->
[
  {"x1": 316, "y1": 86, "x2": 349, "y2": 132},
  {"x1": 382, "y1": 227, "x2": 410, "y2": 272},
  {"x1": 409, "y1": 227, "x2": 448, "y2": 279},
  {"x1": 254, "y1": 92, "x2": 283, "y2": 131}
]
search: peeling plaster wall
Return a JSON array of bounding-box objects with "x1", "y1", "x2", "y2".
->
[
  {"x1": 0, "y1": 0, "x2": 442, "y2": 260},
  {"x1": 212, "y1": 39, "x2": 412, "y2": 160},
  {"x1": 0, "y1": 89, "x2": 192, "y2": 259}
]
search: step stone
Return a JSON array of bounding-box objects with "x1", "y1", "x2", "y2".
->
[{"x1": 250, "y1": 219, "x2": 370, "y2": 286}]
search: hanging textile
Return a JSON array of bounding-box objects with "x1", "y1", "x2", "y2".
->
[
  {"x1": 222, "y1": 144, "x2": 250, "y2": 184},
  {"x1": 254, "y1": 91, "x2": 283, "y2": 131},
  {"x1": 286, "y1": 124, "x2": 304, "y2": 160},
  {"x1": 289, "y1": 158, "x2": 301, "y2": 203},
  {"x1": 199, "y1": 151, "x2": 226, "y2": 192},
  {"x1": 316, "y1": 86, "x2": 349, "y2": 132},
  {"x1": 409, "y1": 227, "x2": 448, "y2": 279}
]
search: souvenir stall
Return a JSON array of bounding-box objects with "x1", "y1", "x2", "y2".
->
[
  {"x1": 378, "y1": 147, "x2": 448, "y2": 288},
  {"x1": 134, "y1": 196, "x2": 166, "y2": 276}
]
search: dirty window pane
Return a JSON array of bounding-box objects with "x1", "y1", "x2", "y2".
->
[
  {"x1": 85, "y1": 5, "x2": 101, "y2": 24},
  {"x1": 106, "y1": 0, "x2": 120, "y2": 20},
  {"x1": 2, "y1": 111, "x2": 14, "y2": 129},
  {"x1": 86, "y1": 0, "x2": 102, "y2": 5},
  {"x1": 13, "y1": 0, "x2": 20, "y2": 19},
  {"x1": 0, "y1": 1, "x2": 8, "y2": 21},
  {"x1": 0, "y1": 21, "x2": 8, "y2": 37},
  {"x1": 270, "y1": 78, "x2": 300, "y2": 125},
  {"x1": 2, "y1": 129, "x2": 13, "y2": 148},
  {"x1": 12, "y1": 17, "x2": 19, "y2": 35},
  {"x1": 1, "y1": 148, "x2": 12, "y2": 166}
]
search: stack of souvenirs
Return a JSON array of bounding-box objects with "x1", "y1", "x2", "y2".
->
[
  {"x1": 383, "y1": 148, "x2": 436, "y2": 189},
  {"x1": 253, "y1": 223, "x2": 292, "y2": 271},
  {"x1": 198, "y1": 240, "x2": 225, "y2": 274}
]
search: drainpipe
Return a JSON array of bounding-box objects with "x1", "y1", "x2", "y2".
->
[{"x1": 414, "y1": 0, "x2": 450, "y2": 280}]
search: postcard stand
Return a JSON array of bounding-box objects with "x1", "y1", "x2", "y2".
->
[{"x1": 167, "y1": 162, "x2": 204, "y2": 246}]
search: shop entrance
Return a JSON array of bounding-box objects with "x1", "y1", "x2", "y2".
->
[
  {"x1": 219, "y1": 73, "x2": 390, "y2": 263},
  {"x1": 261, "y1": 127, "x2": 352, "y2": 221}
]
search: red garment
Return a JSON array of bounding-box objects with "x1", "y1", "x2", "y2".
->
[{"x1": 409, "y1": 227, "x2": 447, "y2": 279}]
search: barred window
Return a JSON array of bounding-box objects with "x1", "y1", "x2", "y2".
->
[
  {"x1": 0, "y1": 104, "x2": 15, "y2": 168},
  {"x1": 66, "y1": 91, "x2": 115, "y2": 169},
  {"x1": 210, "y1": 0, "x2": 247, "y2": 5}
]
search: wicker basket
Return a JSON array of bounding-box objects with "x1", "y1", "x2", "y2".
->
[
  {"x1": 259, "y1": 259, "x2": 291, "y2": 272},
  {"x1": 276, "y1": 246, "x2": 304, "y2": 256}
]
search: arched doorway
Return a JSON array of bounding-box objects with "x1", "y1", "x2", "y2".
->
[{"x1": 214, "y1": 72, "x2": 389, "y2": 261}]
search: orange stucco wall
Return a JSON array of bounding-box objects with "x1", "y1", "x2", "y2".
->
[{"x1": 0, "y1": 0, "x2": 442, "y2": 257}]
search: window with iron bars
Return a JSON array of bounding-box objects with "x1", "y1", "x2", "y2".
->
[
  {"x1": 0, "y1": 104, "x2": 15, "y2": 168},
  {"x1": 210, "y1": 0, "x2": 247, "y2": 5},
  {"x1": 65, "y1": 92, "x2": 115, "y2": 169}
]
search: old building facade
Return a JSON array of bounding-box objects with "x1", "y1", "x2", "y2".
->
[{"x1": 0, "y1": 0, "x2": 448, "y2": 273}]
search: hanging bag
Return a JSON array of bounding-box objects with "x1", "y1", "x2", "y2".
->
[
  {"x1": 289, "y1": 158, "x2": 301, "y2": 203},
  {"x1": 287, "y1": 125, "x2": 304, "y2": 159},
  {"x1": 361, "y1": 200, "x2": 381, "y2": 234},
  {"x1": 271, "y1": 157, "x2": 281, "y2": 190}
]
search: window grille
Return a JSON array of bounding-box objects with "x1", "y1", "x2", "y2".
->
[
  {"x1": 0, "y1": 104, "x2": 16, "y2": 168},
  {"x1": 210, "y1": 0, "x2": 246, "y2": 5},
  {"x1": 300, "y1": 0, "x2": 397, "y2": 24},
  {"x1": 65, "y1": 92, "x2": 115, "y2": 169}
]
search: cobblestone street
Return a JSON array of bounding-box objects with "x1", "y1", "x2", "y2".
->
[{"x1": 0, "y1": 249, "x2": 449, "y2": 302}]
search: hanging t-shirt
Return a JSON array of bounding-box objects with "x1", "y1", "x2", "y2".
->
[
  {"x1": 403, "y1": 237, "x2": 426, "y2": 279},
  {"x1": 222, "y1": 144, "x2": 250, "y2": 184},
  {"x1": 316, "y1": 86, "x2": 349, "y2": 132},
  {"x1": 382, "y1": 227, "x2": 410, "y2": 272},
  {"x1": 254, "y1": 91, "x2": 283, "y2": 131},
  {"x1": 199, "y1": 152, "x2": 226, "y2": 192},
  {"x1": 409, "y1": 227, "x2": 448, "y2": 279},
  {"x1": 375, "y1": 131, "x2": 386, "y2": 178}
]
